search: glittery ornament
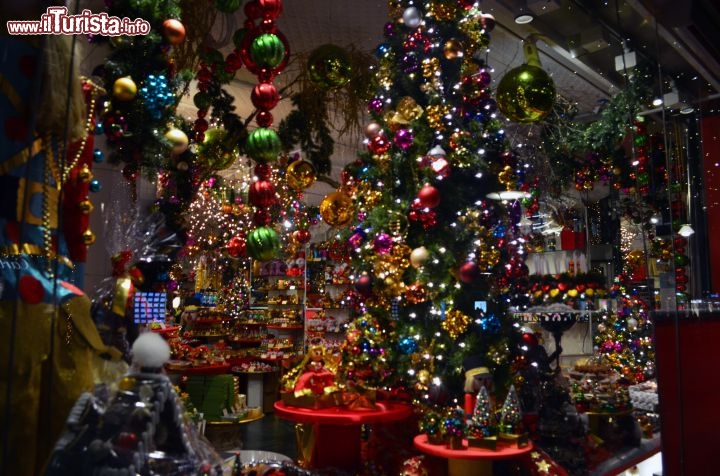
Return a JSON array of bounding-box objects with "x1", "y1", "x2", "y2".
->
[
  {"x1": 320, "y1": 191, "x2": 355, "y2": 227},
  {"x1": 396, "y1": 96, "x2": 424, "y2": 121},
  {"x1": 442, "y1": 309, "x2": 470, "y2": 339},
  {"x1": 373, "y1": 233, "x2": 394, "y2": 254},
  {"x1": 285, "y1": 160, "x2": 317, "y2": 190},
  {"x1": 394, "y1": 128, "x2": 415, "y2": 150}
]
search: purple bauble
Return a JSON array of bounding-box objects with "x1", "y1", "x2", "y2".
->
[
  {"x1": 394, "y1": 128, "x2": 415, "y2": 150},
  {"x1": 401, "y1": 53, "x2": 420, "y2": 74},
  {"x1": 368, "y1": 97, "x2": 384, "y2": 114},
  {"x1": 373, "y1": 233, "x2": 394, "y2": 254},
  {"x1": 478, "y1": 68, "x2": 492, "y2": 87}
]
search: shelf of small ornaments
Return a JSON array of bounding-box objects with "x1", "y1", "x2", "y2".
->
[{"x1": 568, "y1": 360, "x2": 633, "y2": 415}]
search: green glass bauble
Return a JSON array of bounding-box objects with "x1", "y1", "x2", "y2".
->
[
  {"x1": 307, "y1": 44, "x2": 353, "y2": 89},
  {"x1": 674, "y1": 254, "x2": 689, "y2": 267},
  {"x1": 250, "y1": 33, "x2": 285, "y2": 69},
  {"x1": 496, "y1": 64, "x2": 556, "y2": 123},
  {"x1": 215, "y1": 0, "x2": 242, "y2": 13},
  {"x1": 247, "y1": 226, "x2": 281, "y2": 261},
  {"x1": 245, "y1": 128, "x2": 281, "y2": 162}
]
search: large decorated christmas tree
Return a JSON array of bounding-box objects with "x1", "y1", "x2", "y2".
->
[{"x1": 331, "y1": 1, "x2": 528, "y2": 404}]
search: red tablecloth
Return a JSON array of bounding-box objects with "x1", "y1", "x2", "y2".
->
[{"x1": 274, "y1": 400, "x2": 413, "y2": 471}]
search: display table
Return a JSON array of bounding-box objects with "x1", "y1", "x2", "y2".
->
[
  {"x1": 274, "y1": 400, "x2": 413, "y2": 471},
  {"x1": 413, "y1": 434, "x2": 533, "y2": 476}
]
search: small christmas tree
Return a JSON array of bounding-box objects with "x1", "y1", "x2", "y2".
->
[
  {"x1": 500, "y1": 385, "x2": 522, "y2": 434},
  {"x1": 594, "y1": 295, "x2": 654, "y2": 383},
  {"x1": 468, "y1": 386, "x2": 493, "y2": 438}
]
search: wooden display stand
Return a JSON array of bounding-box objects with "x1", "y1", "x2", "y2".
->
[
  {"x1": 413, "y1": 434, "x2": 533, "y2": 476},
  {"x1": 274, "y1": 400, "x2": 412, "y2": 471}
]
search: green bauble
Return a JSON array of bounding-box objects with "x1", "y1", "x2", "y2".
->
[
  {"x1": 193, "y1": 91, "x2": 212, "y2": 110},
  {"x1": 200, "y1": 48, "x2": 225, "y2": 66},
  {"x1": 250, "y1": 33, "x2": 285, "y2": 69},
  {"x1": 307, "y1": 44, "x2": 353, "y2": 89},
  {"x1": 496, "y1": 64, "x2": 556, "y2": 123},
  {"x1": 674, "y1": 254, "x2": 689, "y2": 267},
  {"x1": 245, "y1": 128, "x2": 281, "y2": 162},
  {"x1": 198, "y1": 129, "x2": 237, "y2": 171},
  {"x1": 215, "y1": 0, "x2": 242, "y2": 13},
  {"x1": 247, "y1": 226, "x2": 281, "y2": 261},
  {"x1": 233, "y1": 28, "x2": 247, "y2": 50}
]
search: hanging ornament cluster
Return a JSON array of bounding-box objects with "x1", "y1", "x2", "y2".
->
[
  {"x1": 496, "y1": 36, "x2": 556, "y2": 123},
  {"x1": 99, "y1": 2, "x2": 189, "y2": 175},
  {"x1": 630, "y1": 120, "x2": 651, "y2": 195},
  {"x1": 238, "y1": 0, "x2": 289, "y2": 261}
]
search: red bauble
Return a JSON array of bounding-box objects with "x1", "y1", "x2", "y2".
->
[
  {"x1": 458, "y1": 261, "x2": 478, "y2": 283},
  {"x1": 293, "y1": 229, "x2": 311, "y2": 244},
  {"x1": 256, "y1": 110, "x2": 274, "y2": 127},
  {"x1": 354, "y1": 274, "x2": 373, "y2": 297},
  {"x1": 417, "y1": 184, "x2": 440, "y2": 208},
  {"x1": 254, "y1": 163, "x2": 273, "y2": 179},
  {"x1": 674, "y1": 236, "x2": 687, "y2": 248},
  {"x1": 248, "y1": 180, "x2": 277, "y2": 207},
  {"x1": 675, "y1": 274, "x2": 688, "y2": 284},
  {"x1": 521, "y1": 332, "x2": 538, "y2": 347},
  {"x1": 253, "y1": 209, "x2": 272, "y2": 225},
  {"x1": 244, "y1": 0, "x2": 262, "y2": 20},
  {"x1": 226, "y1": 235, "x2": 247, "y2": 258},
  {"x1": 162, "y1": 19, "x2": 186, "y2": 45},
  {"x1": 251, "y1": 83, "x2": 279, "y2": 110},
  {"x1": 368, "y1": 134, "x2": 391, "y2": 154},
  {"x1": 258, "y1": 0, "x2": 283, "y2": 19}
]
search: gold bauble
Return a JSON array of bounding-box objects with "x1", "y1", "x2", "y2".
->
[
  {"x1": 417, "y1": 369, "x2": 431, "y2": 385},
  {"x1": 496, "y1": 64, "x2": 556, "y2": 123},
  {"x1": 165, "y1": 127, "x2": 189, "y2": 154},
  {"x1": 113, "y1": 76, "x2": 137, "y2": 101},
  {"x1": 82, "y1": 229, "x2": 96, "y2": 245},
  {"x1": 441, "y1": 309, "x2": 470, "y2": 339},
  {"x1": 78, "y1": 200, "x2": 94, "y2": 214},
  {"x1": 320, "y1": 191, "x2": 355, "y2": 227},
  {"x1": 286, "y1": 160, "x2": 317, "y2": 190},
  {"x1": 443, "y1": 38, "x2": 463, "y2": 60},
  {"x1": 78, "y1": 164, "x2": 93, "y2": 182},
  {"x1": 410, "y1": 246, "x2": 429, "y2": 268},
  {"x1": 397, "y1": 96, "x2": 424, "y2": 122}
]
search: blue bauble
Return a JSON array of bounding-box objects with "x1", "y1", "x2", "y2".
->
[
  {"x1": 93, "y1": 148, "x2": 105, "y2": 163},
  {"x1": 398, "y1": 336, "x2": 418, "y2": 354},
  {"x1": 89, "y1": 179, "x2": 102, "y2": 192}
]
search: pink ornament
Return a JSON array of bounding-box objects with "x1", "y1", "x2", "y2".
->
[
  {"x1": 394, "y1": 128, "x2": 415, "y2": 150},
  {"x1": 373, "y1": 233, "x2": 394, "y2": 254}
]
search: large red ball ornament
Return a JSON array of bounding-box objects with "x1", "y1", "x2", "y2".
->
[
  {"x1": 258, "y1": 0, "x2": 283, "y2": 20},
  {"x1": 521, "y1": 332, "x2": 538, "y2": 347},
  {"x1": 248, "y1": 180, "x2": 277, "y2": 207},
  {"x1": 251, "y1": 83, "x2": 279, "y2": 110},
  {"x1": 417, "y1": 184, "x2": 440, "y2": 208},
  {"x1": 162, "y1": 19, "x2": 186, "y2": 45},
  {"x1": 458, "y1": 261, "x2": 479, "y2": 283}
]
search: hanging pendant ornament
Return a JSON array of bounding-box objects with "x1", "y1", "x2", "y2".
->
[
  {"x1": 238, "y1": 0, "x2": 289, "y2": 251},
  {"x1": 496, "y1": 34, "x2": 556, "y2": 123}
]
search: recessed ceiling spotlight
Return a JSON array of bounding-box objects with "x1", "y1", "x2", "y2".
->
[
  {"x1": 680, "y1": 105, "x2": 695, "y2": 115},
  {"x1": 514, "y1": 13, "x2": 535, "y2": 24},
  {"x1": 652, "y1": 97, "x2": 663, "y2": 107}
]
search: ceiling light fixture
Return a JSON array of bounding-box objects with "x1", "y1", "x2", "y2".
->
[
  {"x1": 515, "y1": 12, "x2": 535, "y2": 24},
  {"x1": 678, "y1": 224, "x2": 695, "y2": 237},
  {"x1": 652, "y1": 97, "x2": 663, "y2": 107}
]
